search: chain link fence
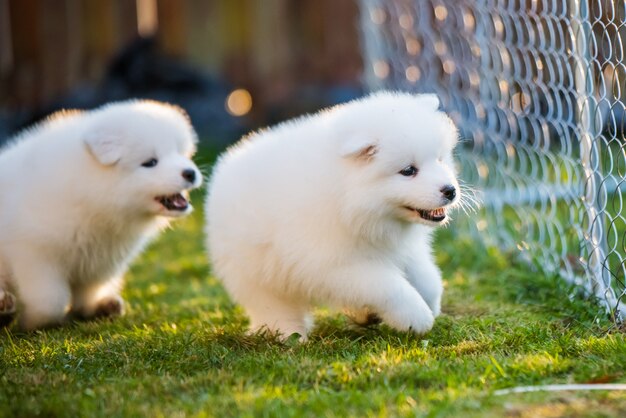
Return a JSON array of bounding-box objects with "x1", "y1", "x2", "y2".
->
[{"x1": 359, "y1": 0, "x2": 626, "y2": 320}]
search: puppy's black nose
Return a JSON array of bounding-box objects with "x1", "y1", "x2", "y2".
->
[
  {"x1": 440, "y1": 185, "x2": 456, "y2": 201},
  {"x1": 182, "y1": 169, "x2": 196, "y2": 183}
]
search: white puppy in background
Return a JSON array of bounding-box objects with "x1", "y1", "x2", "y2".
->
[
  {"x1": 206, "y1": 91, "x2": 461, "y2": 339},
  {"x1": 0, "y1": 100, "x2": 202, "y2": 330}
]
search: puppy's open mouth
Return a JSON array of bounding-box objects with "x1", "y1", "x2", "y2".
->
[
  {"x1": 156, "y1": 193, "x2": 189, "y2": 211},
  {"x1": 404, "y1": 206, "x2": 446, "y2": 222}
]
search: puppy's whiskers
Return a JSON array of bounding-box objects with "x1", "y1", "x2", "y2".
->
[{"x1": 455, "y1": 181, "x2": 482, "y2": 216}]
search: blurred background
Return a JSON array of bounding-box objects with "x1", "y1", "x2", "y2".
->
[{"x1": 0, "y1": 0, "x2": 364, "y2": 144}]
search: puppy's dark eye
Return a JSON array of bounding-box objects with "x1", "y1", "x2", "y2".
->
[
  {"x1": 141, "y1": 158, "x2": 158, "y2": 168},
  {"x1": 399, "y1": 165, "x2": 418, "y2": 177}
]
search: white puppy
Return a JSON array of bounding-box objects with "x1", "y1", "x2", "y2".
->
[
  {"x1": 206, "y1": 91, "x2": 460, "y2": 339},
  {"x1": 0, "y1": 100, "x2": 202, "y2": 330}
]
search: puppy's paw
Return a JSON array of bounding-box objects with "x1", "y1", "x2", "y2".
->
[
  {"x1": 0, "y1": 289, "x2": 17, "y2": 327},
  {"x1": 251, "y1": 319, "x2": 310, "y2": 342},
  {"x1": 93, "y1": 296, "x2": 125, "y2": 318},
  {"x1": 382, "y1": 303, "x2": 435, "y2": 335},
  {"x1": 406, "y1": 310, "x2": 435, "y2": 335}
]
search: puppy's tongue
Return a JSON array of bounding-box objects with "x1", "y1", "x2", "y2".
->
[
  {"x1": 171, "y1": 194, "x2": 188, "y2": 209},
  {"x1": 157, "y1": 193, "x2": 189, "y2": 211}
]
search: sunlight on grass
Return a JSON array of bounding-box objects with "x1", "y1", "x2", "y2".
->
[{"x1": 510, "y1": 352, "x2": 573, "y2": 377}]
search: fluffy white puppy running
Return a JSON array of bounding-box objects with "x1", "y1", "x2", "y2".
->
[
  {"x1": 206, "y1": 91, "x2": 461, "y2": 339},
  {"x1": 0, "y1": 100, "x2": 202, "y2": 330}
]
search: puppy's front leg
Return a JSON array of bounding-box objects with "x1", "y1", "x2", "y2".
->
[
  {"x1": 235, "y1": 283, "x2": 312, "y2": 340},
  {"x1": 11, "y1": 254, "x2": 71, "y2": 330},
  {"x1": 332, "y1": 262, "x2": 435, "y2": 334},
  {"x1": 404, "y1": 256, "x2": 443, "y2": 317},
  {"x1": 71, "y1": 277, "x2": 125, "y2": 320}
]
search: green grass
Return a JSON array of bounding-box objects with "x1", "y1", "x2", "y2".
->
[{"x1": 2, "y1": 155, "x2": 626, "y2": 417}]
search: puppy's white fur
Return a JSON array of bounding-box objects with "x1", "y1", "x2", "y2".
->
[
  {"x1": 206, "y1": 91, "x2": 460, "y2": 338},
  {"x1": 0, "y1": 100, "x2": 202, "y2": 330}
]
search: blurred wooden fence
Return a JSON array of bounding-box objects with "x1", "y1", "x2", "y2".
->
[{"x1": 0, "y1": 0, "x2": 362, "y2": 115}]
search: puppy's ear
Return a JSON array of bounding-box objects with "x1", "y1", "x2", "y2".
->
[
  {"x1": 339, "y1": 136, "x2": 378, "y2": 160},
  {"x1": 84, "y1": 131, "x2": 122, "y2": 165}
]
